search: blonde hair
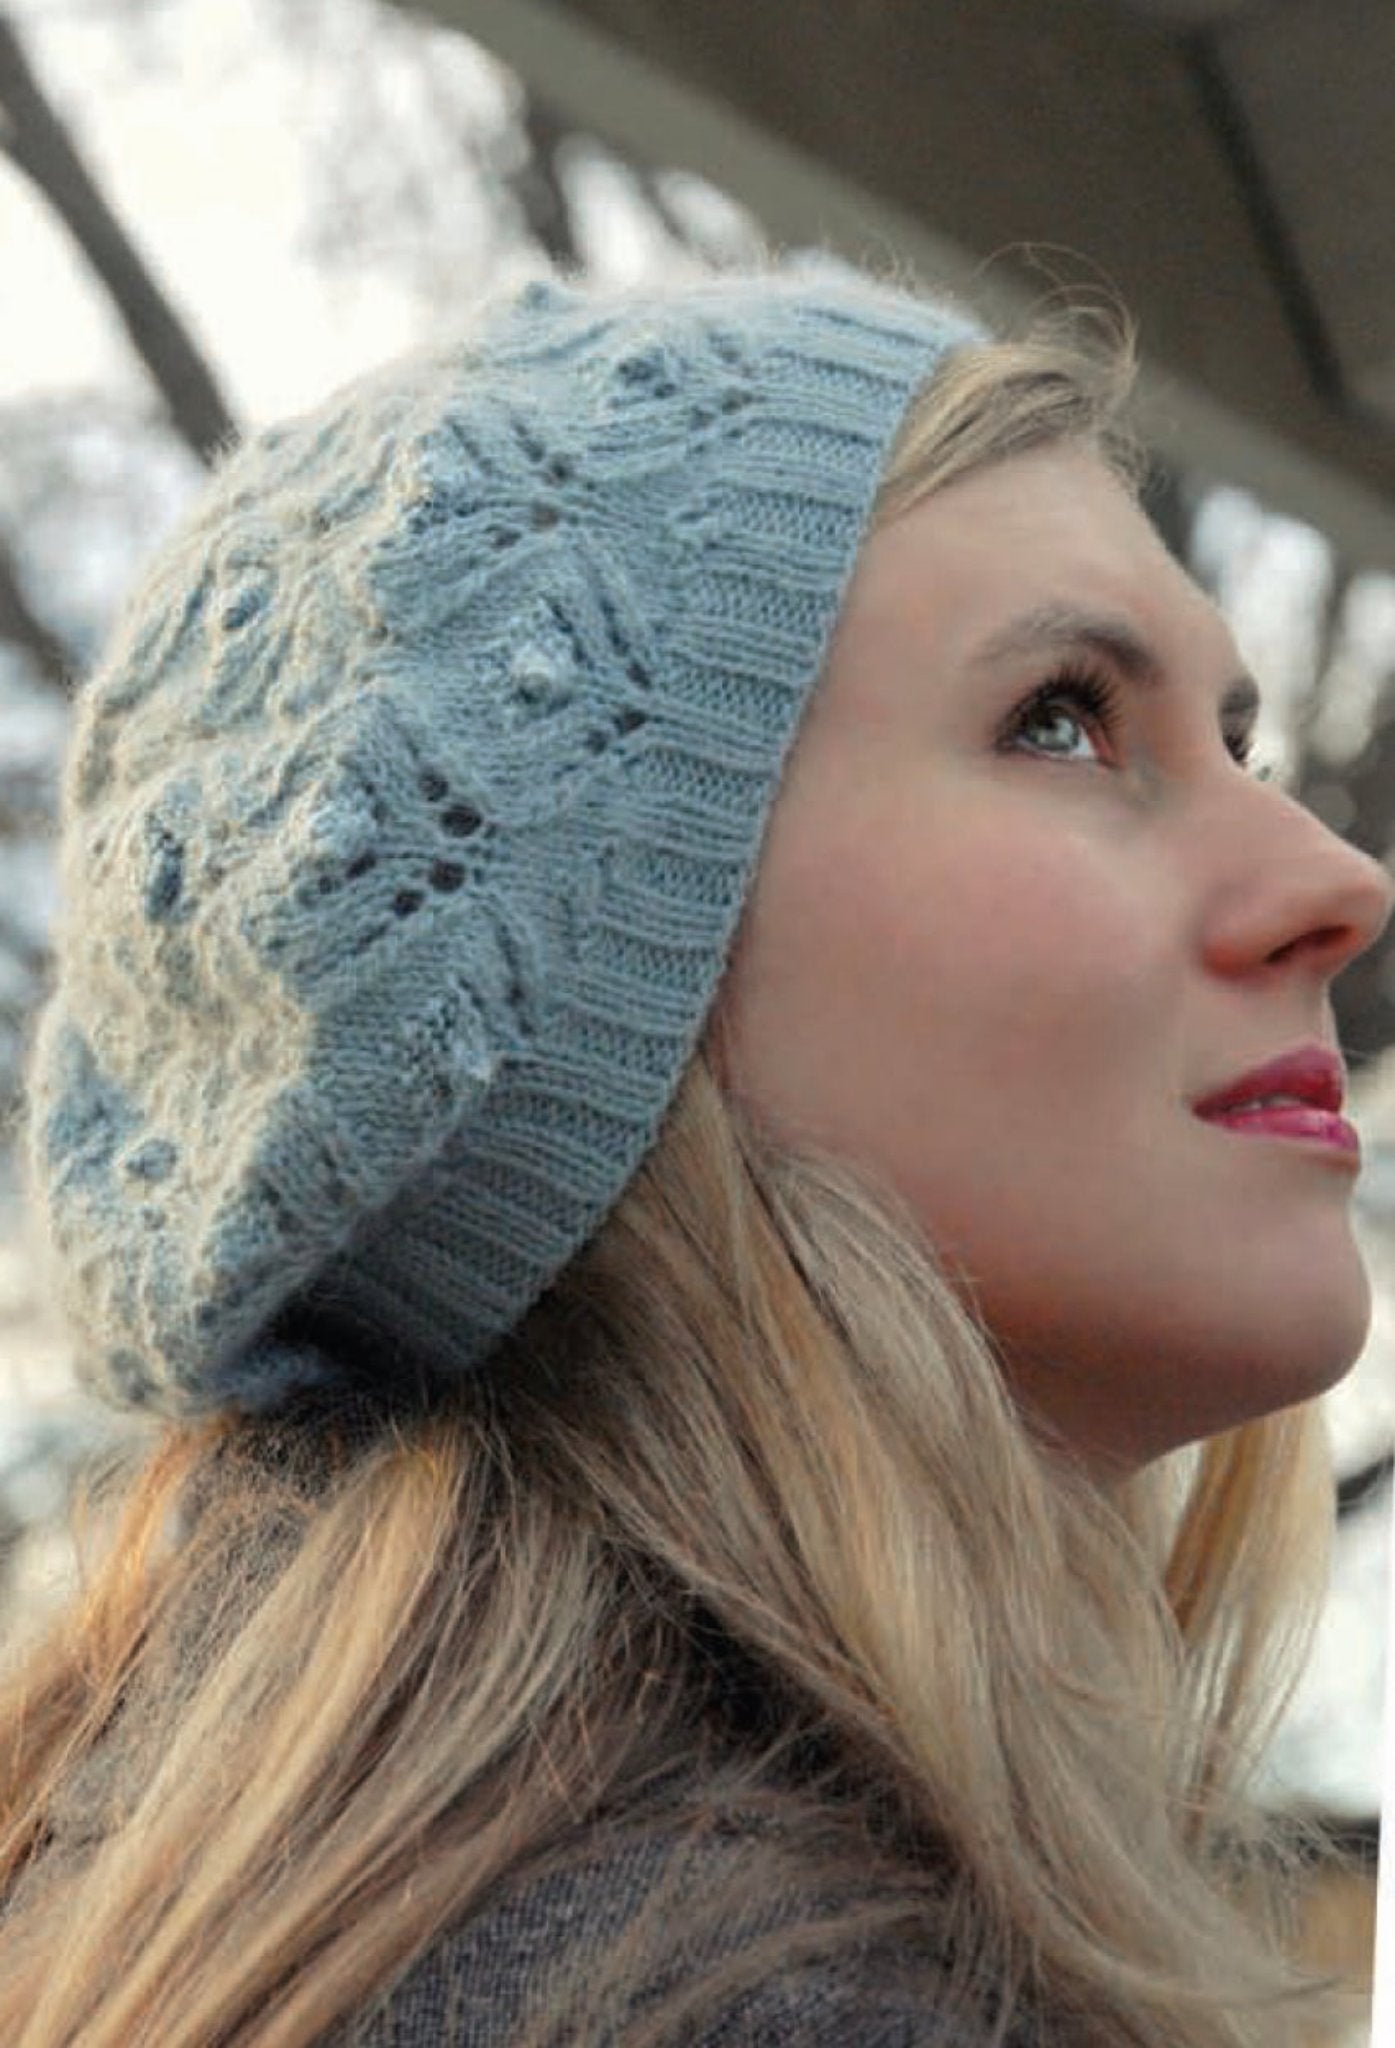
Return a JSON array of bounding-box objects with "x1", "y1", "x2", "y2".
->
[{"x1": 0, "y1": 314, "x2": 1358, "y2": 2047}]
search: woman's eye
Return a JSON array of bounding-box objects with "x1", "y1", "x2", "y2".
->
[
  {"x1": 1003, "y1": 670, "x2": 1120, "y2": 765},
  {"x1": 1226, "y1": 732, "x2": 1275, "y2": 781},
  {"x1": 1004, "y1": 670, "x2": 1276, "y2": 782}
]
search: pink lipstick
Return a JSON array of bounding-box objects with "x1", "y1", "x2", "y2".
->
[{"x1": 1192, "y1": 1044, "x2": 1360, "y2": 1161}]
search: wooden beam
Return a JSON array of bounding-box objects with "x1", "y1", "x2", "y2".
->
[
  {"x1": 396, "y1": 0, "x2": 1395, "y2": 570},
  {"x1": 1215, "y1": 0, "x2": 1395, "y2": 427}
]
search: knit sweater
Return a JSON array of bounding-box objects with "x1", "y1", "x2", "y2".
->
[
  {"x1": 332, "y1": 1813, "x2": 1019, "y2": 2048},
  {"x1": 21, "y1": 1616, "x2": 1034, "y2": 2048},
  {"x1": 15, "y1": 1389, "x2": 1035, "y2": 2045}
]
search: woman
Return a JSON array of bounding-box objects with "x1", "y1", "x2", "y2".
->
[{"x1": 1, "y1": 264, "x2": 1389, "y2": 2047}]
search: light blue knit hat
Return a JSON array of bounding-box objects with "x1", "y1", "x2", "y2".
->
[{"x1": 24, "y1": 267, "x2": 984, "y2": 1417}]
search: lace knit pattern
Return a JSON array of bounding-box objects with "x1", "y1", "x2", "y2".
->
[{"x1": 24, "y1": 270, "x2": 981, "y2": 1416}]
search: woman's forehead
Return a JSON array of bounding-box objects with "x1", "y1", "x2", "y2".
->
[{"x1": 842, "y1": 446, "x2": 1242, "y2": 676}]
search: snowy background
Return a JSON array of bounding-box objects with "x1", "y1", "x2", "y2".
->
[{"x1": 0, "y1": 0, "x2": 1389, "y2": 2034}]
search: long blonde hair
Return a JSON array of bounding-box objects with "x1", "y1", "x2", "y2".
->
[{"x1": 0, "y1": 311, "x2": 1356, "y2": 2047}]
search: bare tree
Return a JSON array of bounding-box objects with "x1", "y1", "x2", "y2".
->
[{"x1": 0, "y1": 9, "x2": 237, "y2": 465}]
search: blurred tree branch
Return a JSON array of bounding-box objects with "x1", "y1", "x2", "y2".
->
[
  {"x1": 1299, "y1": 706, "x2": 1395, "y2": 1066},
  {"x1": 0, "y1": 9, "x2": 238, "y2": 465},
  {"x1": 509, "y1": 95, "x2": 582, "y2": 270},
  {"x1": 0, "y1": 540, "x2": 69, "y2": 695}
]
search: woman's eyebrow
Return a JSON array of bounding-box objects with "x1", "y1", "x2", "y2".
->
[{"x1": 968, "y1": 601, "x2": 1261, "y2": 725}]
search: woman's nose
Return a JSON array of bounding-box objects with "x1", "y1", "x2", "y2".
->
[{"x1": 1200, "y1": 782, "x2": 1395, "y2": 982}]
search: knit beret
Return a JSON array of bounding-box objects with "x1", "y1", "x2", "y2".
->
[{"x1": 23, "y1": 267, "x2": 983, "y2": 1417}]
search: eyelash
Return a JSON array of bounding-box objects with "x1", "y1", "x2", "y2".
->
[{"x1": 1002, "y1": 663, "x2": 1273, "y2": 781}]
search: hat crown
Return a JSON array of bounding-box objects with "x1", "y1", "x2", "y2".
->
[{"x1": 24, "y1": 269, "x2": 982, "y2": 1415}]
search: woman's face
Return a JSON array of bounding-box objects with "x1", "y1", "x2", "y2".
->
[{"x1": 714, "y1": 444, "x2": 1394, "y2": 1473}]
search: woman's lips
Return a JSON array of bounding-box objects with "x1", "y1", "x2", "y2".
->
[
  {"x1": 1199, "y1": 1102, "x2": 1361, "y2": 1160},
  {"x1": 1191, "y1": 1042, "x2": 1359, "y2": 1160},
  {"x1": 1191, "y1": 1042, "x2": 1345, "y2": 1120}
]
